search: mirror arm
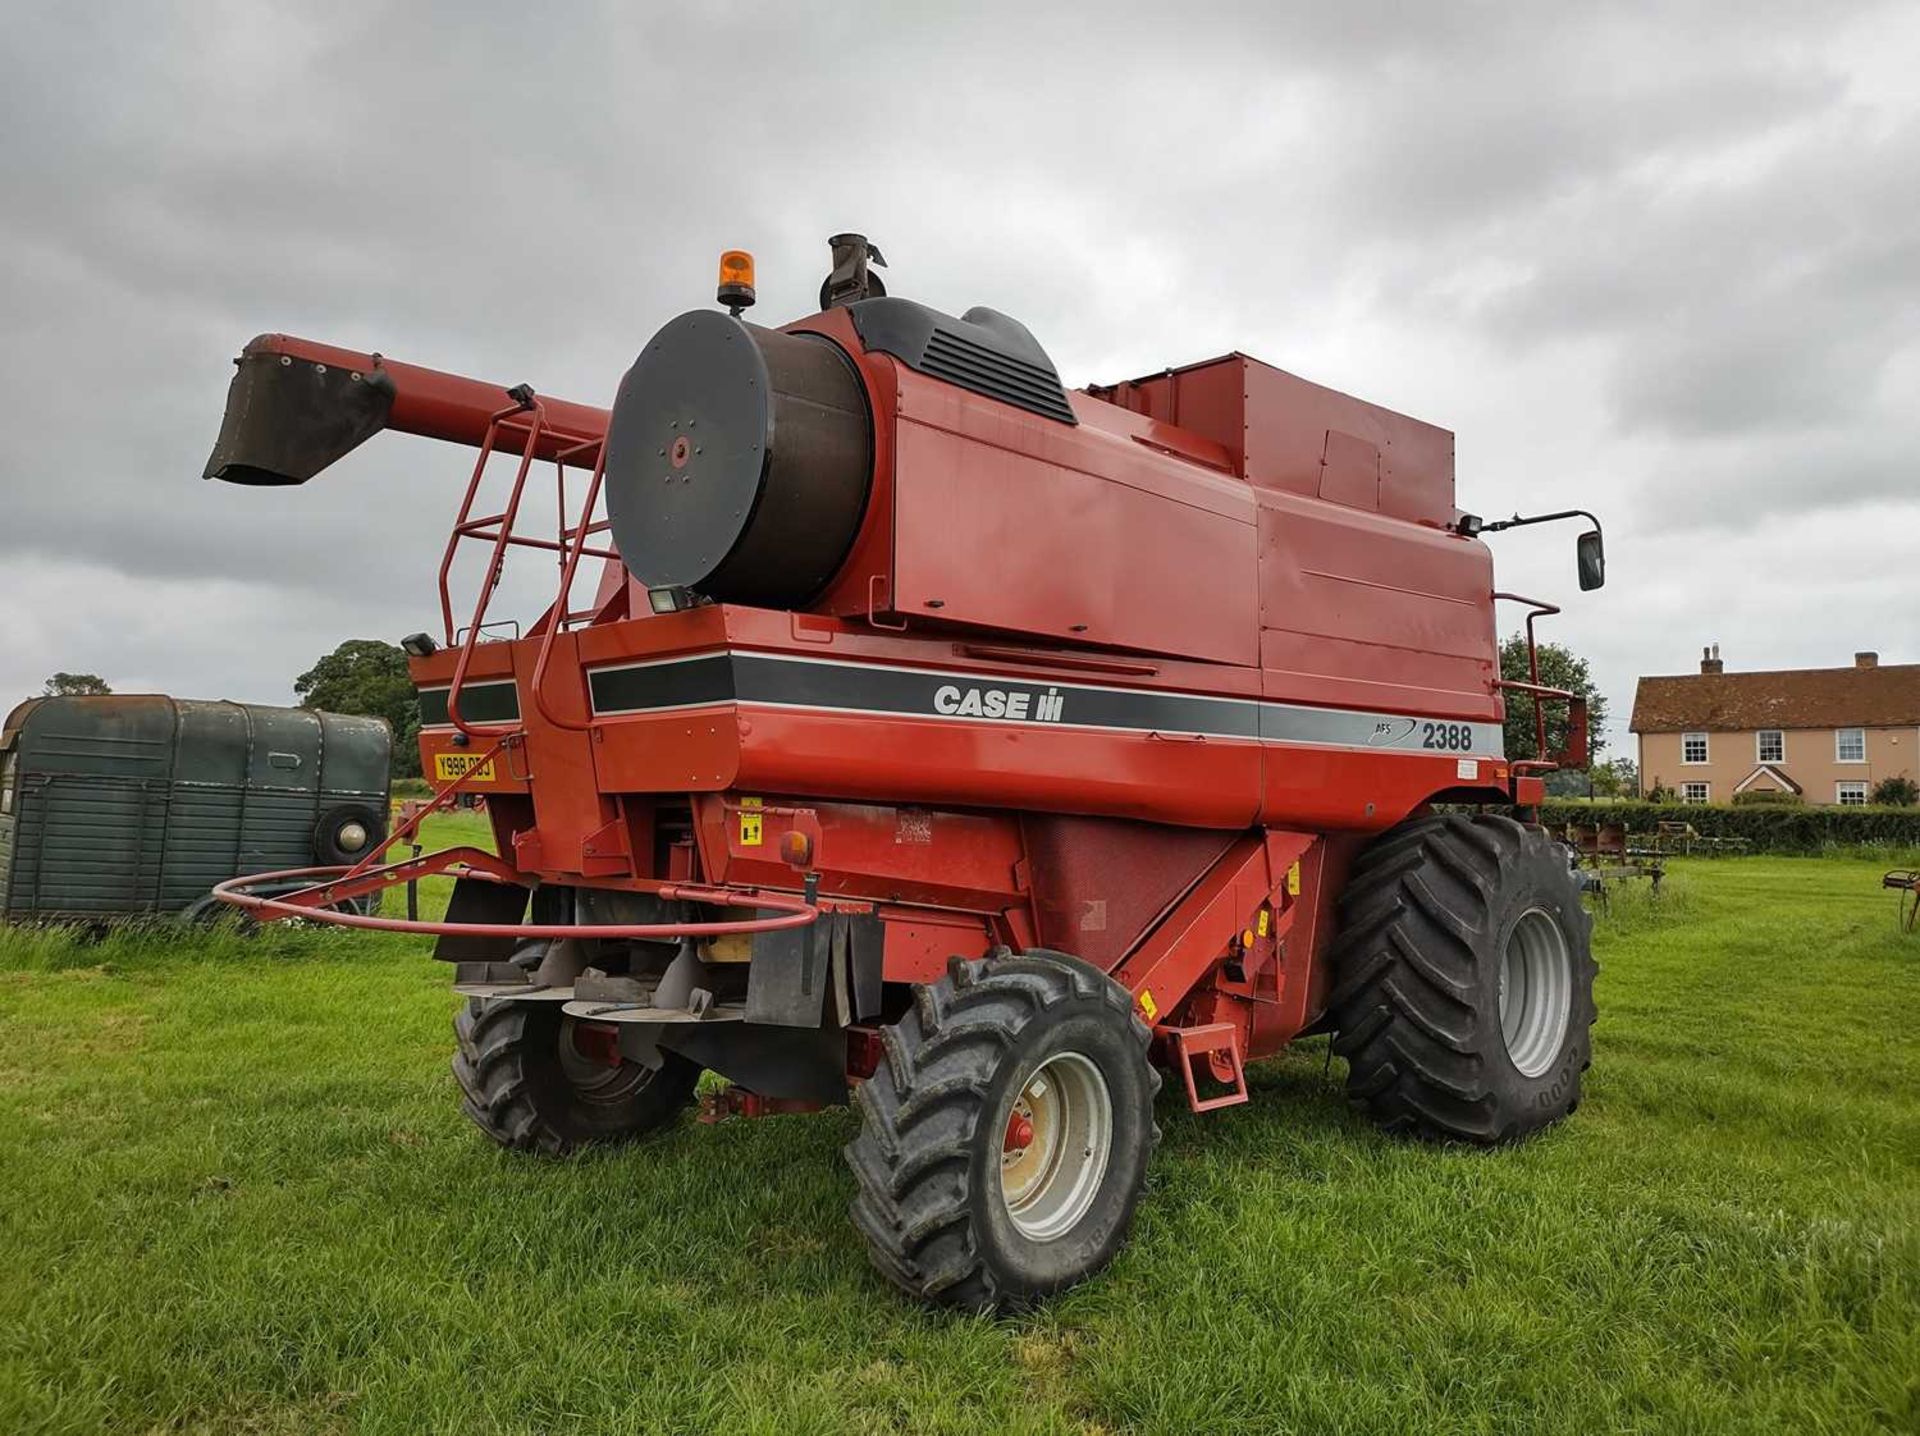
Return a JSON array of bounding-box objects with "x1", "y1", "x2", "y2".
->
[{"x1": 1461, "y1": 508, "x2": 1603, "y2": 539}]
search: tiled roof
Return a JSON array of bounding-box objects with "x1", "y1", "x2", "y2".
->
[{"x1": 1631, "y1": 663, "x2": 1920, "y2": 732}]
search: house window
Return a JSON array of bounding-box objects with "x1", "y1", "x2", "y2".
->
[
  {"x1": 1836, "y1": 728, "x2": 1866, "y2": 763},
  {"x1": 1682, "y1": 732, "x2": 1709, "y2": 764},
  {"x1": 1757, "y1": 730, "x2": 1784, "y2": 763},
  {"x1": 1836, "y1": 781, "x2": 1867, "y2": 806},
  {"x1": 1682, "y1": 782, "x2": 1709, "y2": 804}
]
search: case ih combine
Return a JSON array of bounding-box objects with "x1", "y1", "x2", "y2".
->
[{"x1": 207, "y1": 235, "x2": 1604, "y2": 1311}]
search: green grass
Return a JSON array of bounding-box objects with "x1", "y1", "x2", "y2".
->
[{"x1": 1, "y1": 843, "x2": 1915, "y2": 1434}]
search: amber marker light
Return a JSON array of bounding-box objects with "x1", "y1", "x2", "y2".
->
[{"x1": 717, "y1": 250, "x2": 756, "y2": 315}]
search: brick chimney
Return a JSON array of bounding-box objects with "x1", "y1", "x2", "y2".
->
[
  {"x1": 1856, "y1": 651, "x2": 1879, "y2": 669},
  {"x1": 1700, "y1": 643, "x2": 1723, "y2": 675}
]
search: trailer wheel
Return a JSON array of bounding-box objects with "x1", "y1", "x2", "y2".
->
[
  {"x1": 314, "y1": 803, "x2": 385, "y2": 867},
  {"x1": 844, "y1": 949, "x2": 1159, "y2": 1312},
  {"x1": 452, "y1": 998, "x2": 699, "y2": 1156},
  {"x1": 1327, "y1": 813, "x2": 1596, "y2": 1144}
]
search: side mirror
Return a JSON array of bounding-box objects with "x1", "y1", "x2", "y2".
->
[{"x1": 1576, "y1": 529, "x2": 1606, "y2": 591}]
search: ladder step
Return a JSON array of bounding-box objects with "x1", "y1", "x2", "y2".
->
[{"x1": 1155, "y1": 1020, "x2": 1250, "y2": 1113}]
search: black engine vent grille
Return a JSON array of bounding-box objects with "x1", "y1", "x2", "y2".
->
[
  {"x1": 846, "y1": 297, "x2": 1079, "y2": 426},
  {"x1": 921, "y1": 325, "x2": 1078, "y2": 424}
]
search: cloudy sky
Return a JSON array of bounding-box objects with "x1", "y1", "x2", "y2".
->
[{"x1": 2, "y1": 1, "x2": 1914, "y2": 753}]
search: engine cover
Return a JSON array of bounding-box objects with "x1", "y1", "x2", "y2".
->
[{"x1": 603, "y1": 311, "x2": 872, "y2": 607}]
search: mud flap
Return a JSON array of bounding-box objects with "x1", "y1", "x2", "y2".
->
[
  {"x1": 745, "y1": 910, "x2": 884, "y2": 1027},
  {"x1": 847, "y1": 912, "x2": 883, "y2": 1021},
  {"x1": 745, "y1": 917, "x2": 828, "y2": 1027},
  {"x1": 432, "y1": 876, "x2": 531, "y2": 964},
  {"x1": 660, "y1": 1024, "x2": 848, "y2": 1104}
]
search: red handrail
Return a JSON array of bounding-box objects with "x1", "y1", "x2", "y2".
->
[
  {"x1": 213, "y1": 860, "x2": 820, "y2": 939},
  {"x1": 528, "y1": 439, "x2": 612, "y2": 733},
  {"x1": 1493, "y1": 591, "x2": 1579, "y2": 773},
  {"x1": 429, "y1": 388, "x2": 613, "y2": 744},
  {"x1": 443, "y1": 401, "x2": 548, "y2": 740},
  {"x1": 335, "y1": 732, "x2": 516, "y2": 889}
]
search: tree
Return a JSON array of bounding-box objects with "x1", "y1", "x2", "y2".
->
[
  {"x1": 1544, "y1": 755, "x2": 1637, "y2": 800},
  {"x1": 1590, "y1": 756, "x2": 1638, "y2": 799},
  {"x1": 1871, "y1": 775, "x2": 1919, "y2": 807},
  {"x1": 295, "y1": 639, "x2": 421, "y2": 776},
  {"x1": 1498, "y1": 634, "x2": 1608, "y2": 768},
  {"x1": 43, "y1": 672, "x2": 111, "y2": 697},
  {"x1": 1542, "y1": 768, "x2": 1591, "y2": 798}
]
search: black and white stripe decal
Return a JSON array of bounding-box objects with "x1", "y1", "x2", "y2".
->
[
  {"x1": 418, "y1": 680, "x2": 521, "y2": 730},
  {"x1": 586, "y1": 652, "x2": 1502, "y2": 757}
]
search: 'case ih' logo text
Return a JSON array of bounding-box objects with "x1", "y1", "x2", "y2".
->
[{"x1": 933, "y1": 684, "x2": 1065, "y2": 723}]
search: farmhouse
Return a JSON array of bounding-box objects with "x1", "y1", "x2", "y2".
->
[{"x1": 1631, "y1": 648, "x2": 1920, "y2": 805}]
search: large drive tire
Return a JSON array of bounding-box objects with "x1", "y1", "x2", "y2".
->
[
  {"x1": 453, "y1": 998, "x2": 700, "y2": 1156},
  {"x1": 1327, "y1": 813, "x2": 1596, "y2": 1143},
  {"x1": 845, "y1": 949, "x2": 1160, "y2": 1313}
]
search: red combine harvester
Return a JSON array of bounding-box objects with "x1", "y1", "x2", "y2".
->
[{"x1": 207, "y1": 235, "x2": 1605, "y2": 1311}]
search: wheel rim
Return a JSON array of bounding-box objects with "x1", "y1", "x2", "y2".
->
[
  {"x1": 557, "y1": 1016, "x2": 654, "y2": 1106},
  {"x1": 1499, "y1": 907, "x2": 1573, "y2": 1078},
  {"x1": 998, "y1": 1051, "x2": 1114, "y2": 1242}
]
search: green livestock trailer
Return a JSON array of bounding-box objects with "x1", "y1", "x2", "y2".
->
[{"x1": 0, "y1": 695, "x2": 390, "y2": 923}]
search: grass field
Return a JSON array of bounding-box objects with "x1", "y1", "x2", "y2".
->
[{"x1": 2, "y1": 826, "x2": 1916, "y2": 1434}]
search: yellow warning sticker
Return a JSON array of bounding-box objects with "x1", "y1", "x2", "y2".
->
[
  {"x1": 1138, "y1": 989, "x2": 1159, "y2": 1022},
  {"x1": 433, "y1": 752, "x2": 496, "y2": 784},
  {"x1": 739, "y1": 795, "x2": 763, "y2": 846},
  {"x1": 1286, "y1": 861, "x2": 1301, "y2": 896},
  {"x1": 1256, "y1": 907, "x2": 1271, "y2": 937}
]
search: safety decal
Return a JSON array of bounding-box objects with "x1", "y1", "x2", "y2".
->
[{"x1": 584, "y1": 651, "x2": 1504, "y2": 757}]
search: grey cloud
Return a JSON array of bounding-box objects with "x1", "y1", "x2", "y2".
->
[
  {"x1": 0, "y1": 0, "x2": 1915, "y2": 753},
  {"x1": 1624, "y1": 425, "x2": 1919, "y2": 533}
]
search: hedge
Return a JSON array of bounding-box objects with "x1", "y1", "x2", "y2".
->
[{"x1": 1538, "y1": 798, "x2": 1920, "y2": 853}]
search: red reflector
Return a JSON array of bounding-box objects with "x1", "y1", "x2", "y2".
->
[
  {"x1": 572, "y1": 1020, "x2": 622, "y2": 1067},
  {"x1": 846, "y1": 1026, "x2": 884, "y2": 1080}
]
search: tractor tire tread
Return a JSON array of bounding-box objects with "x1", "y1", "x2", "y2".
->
[
  {"x1": 843, "y1": 948, "x2": 1158, "y2": 1313},
  {"x1": 452, "y1": 1000, "x2": 570, "y2": 1155},
  {"x1": 450, "y1": 995, "x2": 696, "y2": 1156},
  {"x1": 1328, "y1": 813, "x2": 1596, "y2": 1144}
]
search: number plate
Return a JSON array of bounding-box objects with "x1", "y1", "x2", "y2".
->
[{"x1": 433, "y1": 752, "x2": 497, "y2": 784}]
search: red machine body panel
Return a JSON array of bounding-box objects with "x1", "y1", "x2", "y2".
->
[
  {"x1": 418, "y1": 604, "x2": 1510, "y2": 836},
  {"x1": 1257, "y1": 492, "x2": 1499, "y2": 716},
  {"x1": 885, "y1": 368, "x2": 1261, "y2": 665},
  {"x1": 1089, "y1": 352, "x2": 1458, "y2": 525}
]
